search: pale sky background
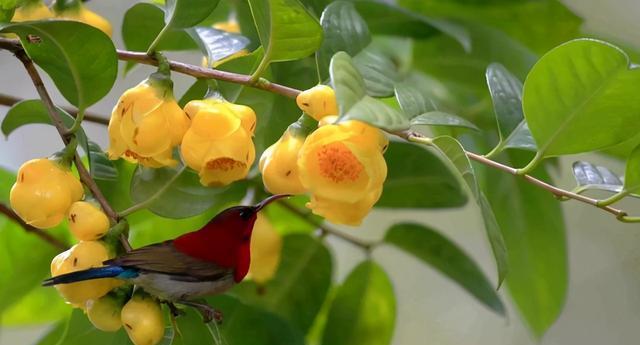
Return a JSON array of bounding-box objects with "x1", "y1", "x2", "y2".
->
[{"x1": 2, "y1": 0, "x2": 640, "y2": 344}]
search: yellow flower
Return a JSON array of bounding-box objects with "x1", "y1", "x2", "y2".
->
[
  {"x1": 54, "y1": 4, "x2": 112, "y2": 37},
  {"x1": 10, "y1": 158, "x2": 83, "y2": 229},
  {"x1": 259, "y1": 129, "x2": 306, "y2": 195},
  {"x1": 181, "y1": 99, "x2": 256, "y2": 186},
  {"x1": 107, "y1": 79, "x2": 190, "y2": 168},
  {"x1": 296, "y1": 85, "x2": 339, "y2": 121},
  {"x1": 248, "y1": 214, "x2": 282, "y2": 284},
  {"x1": 50, "y1": 241, "x2": 121, "y2": 305},
  {"x1": 68, "y1": 201, "x2": 110, "y2": 241},
  {"x1": 12, "y1": 1, "x2": 53, "y2": 21},
  {"x1": 121, "y1": 292, "x2": 165, "y2": 345},
  {"x1": 298, "y1": 120, "x2": 388, "y2": 225}
]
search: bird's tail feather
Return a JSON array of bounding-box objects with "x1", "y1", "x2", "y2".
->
[{"x1": 42, "y1": 266, "x2": 133, "y2": 286}]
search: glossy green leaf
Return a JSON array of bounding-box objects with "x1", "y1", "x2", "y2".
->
[
  {"x1": 378, "y1": 141, "x2": 467, "y2": 208},
  {"x1": 232, "y1": 234, "x2": 332, "y2": 333},
  {"x1": 249, "y1": 0, "x2": 322, "y2": 67},
  {"x1": 353, "y1": 0, "x2": 470, "y2": 51},
  {"x1": 122, "y1": 3, "x2": 197, "y2": 53},
  {"x1": 0, "y1": 7, "x2": 13, "y2": 22},
  {"x1": 486, "y1": 63, "x2": 524, "y2": 142},
  {"x1": 572, "y1": 161, "x2": 624, "y2": 195},
  {"x1": 411, "y1": 112, "x2": 479, "y2": 131},
  {"x1": 35, "y1": 309, "x2": 129, "y2": 345},
  {"x1": 130, "y1": 162, "x2": 247, "y2": 219},
  {"x1": 207, "y1": 294, "x2": 306, "y2": 345},
  {"x1": 164, "y1": 0, "x2": 220, "y2": 28},
  {"x1": 485, "y1": 151, "x2": 567, "y2": 337},
  {"x1": 503, "y1": 120, "x2": 537, "y2": 151},
  {"x1": 623, "y1": 144, "x2": 640, "y2": 195},
  {"x1": 431, "y1": 136, "x2": 508, "y2": 286},
  {"x1": 1, "y1": 286, "x2": 67, "y2": 325},
  {"x1": 384, "y1": 223, "x2": 504, "y2": 314},
  {"x1": 321, "y1": 261, "x2": 395, "y2": 345},
  {"x1": 188, "y1": 26, "x2": 250, "y2": 67},
  {"x1": 330, "y1": 52, "x2": 409, "y2": 130},
  {"x1": 316, "y1": 1, "x2": 370, "y2": 78},
  {"x1": 178, "y1": 79, "x2": 209, "y2": 108},
  {"x1": 1, "y1": 100, "x2": 89, "y2": 157},
  {"x1": 523, "y1": 39, "x2": 640, "y2": 157},
  {"x1": 0, "y1": 20, "x2": 117, "y2": 109},
  {"x1": 353, "y1": 47, "x2": 399, "y2": 97},
  {"x1": 88, "y1": 141, "x2": 117, "y2": 181}
]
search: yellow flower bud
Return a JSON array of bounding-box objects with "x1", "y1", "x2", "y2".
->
[
  {"x1": 296, "y1": 85, "x2": 339, "y2": 121},
  {"x1": 12, "y1": 1, "x2": 53, "y2": 22},
  {"x1": 180, "y1": 99, "x2": 256, "y2": 186},
  {"x1": 54, "y1": 5, "x2": 112, "y2": 37},
  {"x1": 68, "y1": 201, "x2": 110, "y2": 241},
  {"x1": 259, "y1": 130, "x2": 306, "y2": 195},
  {"x1": 86, "y1": 294, "x2": 123, "y2": 332},
  {"x1": 249, "y1": 214, "x2": 282, "y2": 284},
  {"x1": 121, "y1": 293, "x2": 165, "y2": 345},
  {"x1": 10, "y1": 158, "x2": 83, "y2": 229},
  {"x1": 50, "y1": 241, "x2": 121, "y2": 305},
  {"x1": 298, "y1": 120, "x2": 387, "y2": 225},
  {"x1": 107, "y1": 80, "x2": 190, "y2": 168}
]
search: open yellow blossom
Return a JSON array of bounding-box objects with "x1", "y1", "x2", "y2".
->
[
  {"x1": 10, "y1": 158, "x2": 83, "y2": 229},
  {"x1": 259, "y1": 129, "x2": 306, "y2": 195},
  {"x1": 107, "y1": 79, "x2": 190, "y2": 168},
  {"x1": 181, "y1": 99, "x2": 256, "y2": 186},
  {"x1": 298, "y1": 119, "x2": 388, "y2": 225},
  {"x1": 54, "y1": 3, "x2": 112, "y2": 37},
  {"x1": 296, "y1": 85, "x2": 339, "y2": 121},
  {"x1": 12, "y1": 1, "x2": 53, "y2": 22},
  {"x1": 248, "y1": 214, "x2": 282, "y2": 284}
]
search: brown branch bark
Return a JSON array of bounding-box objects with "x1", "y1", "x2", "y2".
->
[{"x1": 0, "y1": 203, "x2": 68, "y2": 250}]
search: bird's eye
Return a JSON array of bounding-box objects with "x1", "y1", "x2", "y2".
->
[{"x1": 239, "y1": 209, "x2": 253, "y2": 220}]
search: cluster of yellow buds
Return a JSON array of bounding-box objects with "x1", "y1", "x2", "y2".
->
[{"x1": 260, "y1": 85, "x2": 388, "y2": 226}]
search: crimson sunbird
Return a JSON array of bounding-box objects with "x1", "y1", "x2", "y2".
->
[{"x1": 43, "y1": 194, "x2": 289, "y2": 321}]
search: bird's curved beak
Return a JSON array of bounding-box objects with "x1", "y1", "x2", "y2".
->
[{"x1": 254, "y1": 194, "x2": 291, "y2": 212}]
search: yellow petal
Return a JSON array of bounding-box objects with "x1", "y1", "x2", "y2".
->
[
  {"x1": 160, "y1": 100, "x2": 190, "y2": 145},
  {"x1": 181, "y1": 131, "x2": 212, "y2": 172},
  {"x1": 199, "y1": 129, "x2": 255, "y2": 186},
  {"x1": 260, "y1": 131, "x2": 306, "y2": 195},
  {"x1": 225, "y1": 102, "x2": 257, "y2": 136},
  {"x1": 296, "y1": 85, "x2": 338, "y2": 121},
  {"x1": 190, "y1": 104, "x2": 242, "y2": 140},
  {"x1": 120, "y1": 107, "x2": 172, "y2": 157},
  {"x1": 306, "y1": 187, "x2": 382, "y2": 226},
  {"x1": 12, "y1": 2, "x2": 53, "y2": 22},
  {"x1": 249, "y1": 214, "x2": 282, "y2": 284}
]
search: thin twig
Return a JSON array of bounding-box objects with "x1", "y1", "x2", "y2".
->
[
  {"x1": 278, "y1": 200, "x2": 375, "y2": 250},
  {"x1": 11, "y1": 48, "x2": 127, "y2": 249},
  {"x1": 0, "y1": 203, "x2": 68, "y2": 250},
  {"x1": 0, "y1": 93, "x2": 110, "y2": 125},
  {"x1": 403, "y1": 132, "x2": 629, "y2": 220}
]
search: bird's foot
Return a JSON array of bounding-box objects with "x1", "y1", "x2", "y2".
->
[
  {"x1": 165, "y1": 302, "x2": 185, "y2": 318},
  {"x1": 178, "y1": 300, "x2": 223, "y2": 324}
]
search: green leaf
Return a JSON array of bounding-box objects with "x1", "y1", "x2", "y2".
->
[
  {"x1": 88, "y1": 142, "x2": 117, "y2": 181},
  {"x1": 317, "y1": 1, "x2": 370, "y2": 79},
  {"x1": 321, "y1": 261, "x2": 395, "y2": 345},
  {"x1": 378, "y1": 141, "x2": 467, "y2": 208},
  {"x1": 503, "y1": 121, "x2": 537, "y2": 152},
  {"x1": 163, "y1": 308, "x2": 216, "y2": 345},
  {"x1": 232, "y1": 234, "x2": 332, "y2": 333},
  {"x1": 523, "y1": 39, "x2": 640, "y2": 157},
  {"x1": 35, "y1": 309, "x2": 129, "y2": 345},
  {"x1": 188, "y1": 26, "x2": 250, "y2": 67},
  {"x1": 623, "y1": 144, "x2": 640, "y2": 195},
  {"x1": 484, "y1": 151, "x2": 567, "y2": 337},
  {"x1": 572, "y1": 161, "x2": 624, "y2": 195},
  {"x1": 164, "y1": 0, "x2": 220, "y2": 28},
  {"x1": 0, "y1": 21, "x2": 117, "y2": 109},
  {"x1": 249, "y1": 0, "x2": 322, "y2": 68},
  {"x1": 122, "y1": 3, "x2": 197, "y2": 53},
  {"x1": 431, "y1": 136, "x2": 508, "y2": 286},
  {"x1": 411, "y1": 112, "x2": 479, "y2": 131},
  {"x1": 207, "y1": 294, "x2": 306, "y2": 345},
  {"x1": 330, "y1": 52, "x2": 409, "y2": 130},
  {"x1": 130, "y1": 162, "x2": 247, "y2": 219},
  {"x1": 486, "y1": 63, "x2": 524, "y2": 143},
  {"x1": 1, "y1": 286, "x2": 68, "y2": 325},
  {"x1": 1, "y1": 100, "x2": 89, "y2": 157},
  {"x1": 263, "y1": 195, "x2": 321, "y2": 235},
  {"x1": 353, "y1": 46, "x2": 400, "y2": 97},
  {"x1": 353, "y1": 1, "x2": 470, "y2": 51},
  {"x1": 384, "y1": 223, "x2": 504, "y2": 315}
]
